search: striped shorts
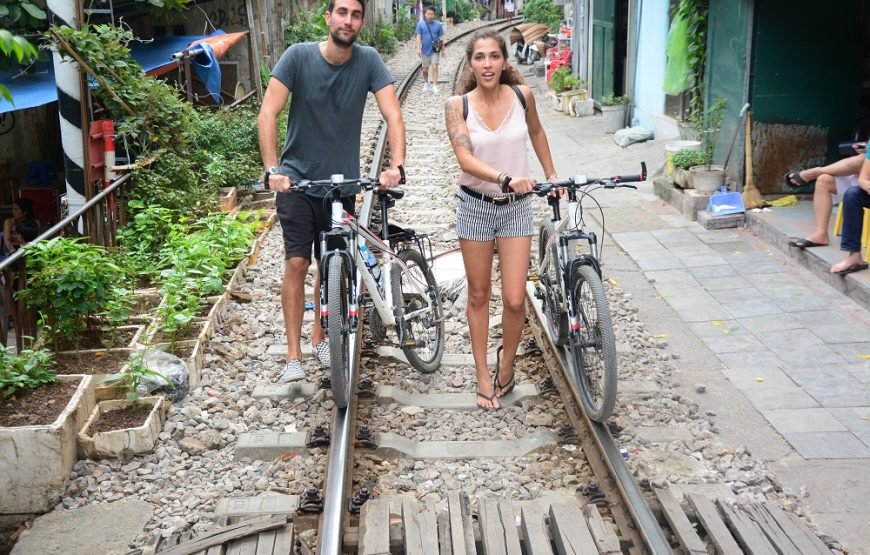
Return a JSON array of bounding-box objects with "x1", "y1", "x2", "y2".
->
[{"x1": 455, "y1": 188, "x2": 534, "y2": 242}]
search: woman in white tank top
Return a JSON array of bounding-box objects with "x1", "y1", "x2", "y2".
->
[{"x1": 444, "y1": 30, "x2": 557, "y2": 410}]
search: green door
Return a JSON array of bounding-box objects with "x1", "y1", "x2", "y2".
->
[{"x1": 591, "y1": 0, "x2": 615, "y2": 99}]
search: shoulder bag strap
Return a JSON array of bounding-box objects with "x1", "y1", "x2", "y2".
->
[
  {"x1": 510, "y1": 84, "x2": 527, "y2": 113},
  {"x1": 462, "y1": 94, "x2": 468, "y2": 120}
]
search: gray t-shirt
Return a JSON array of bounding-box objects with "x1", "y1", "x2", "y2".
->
[{"x1": 271, "y1": 42, "x2": 395, "y2": 196}]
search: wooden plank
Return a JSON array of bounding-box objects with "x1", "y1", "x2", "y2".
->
[
  {"x1": 205, "y1": 545, "x2": 225, "y2": 555},
  {"x1": 781, "y1": 511, "x2": 832, "y2": 554},
  {"x1": 253, "y1": 530, "x2": 275, "y2": 555},
  {"x1": 403, "y1": 500, "x2": 440, "y2": 555},
  {"x1": 654, "y1": 488, "x2": 707, "y2": 555},
  {"x1": 583, "y1": 505, "x2": 622, "y2": 555},
  {"x1": 547, "y1": 504, "x2": 598, "y2": 555},
  {"x1": 160, "y1": 516, "x2": 288, "y2": 555},
  {"x1": 479, "y1": 497, "x2": 507, "y2": 554},
  {"x1": 685, "y1": 493, "x2": 743, "y2": 555},
  {"x1": 437, "y1": 505, "x2": 454, "y2": 555},
  {"x1": 271, "y1": 523, "x2": 295, "y2": 555},
  {"x1": 447, "y1": 491, "x2": 475, "y2": 555},
  {"x1": 716, "y1": 501, "x2": 777, "y2": 555},
  {"x1": 498, "y1": 499, "x2": 523, "y2": 555},
  {"x1": 359, "y1": 497, "x2": 391, "y2": 555},
  {"x1": 742, "y1": 505, "x2": 804, "y2": 554},
  {"x1": 520, "y1": 505, "x2": 553, "y2": 555}
]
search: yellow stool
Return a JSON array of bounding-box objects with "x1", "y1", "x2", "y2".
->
[
  {"x1": 834, "y1": 204, "x2": 870, "y2": 248},
  {"x1": 834, "y1": 203, "x2": 843, "y2": 236}
]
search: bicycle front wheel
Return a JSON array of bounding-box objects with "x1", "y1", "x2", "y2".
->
[
  {"x1": 391, "y1": 248, "x2": 444, "y2": 373},
  {"x1": 568, "y1": 264, "x2": 617, "y2": 422},
  {"x1": 327, "y1": 255, "x2": 351, "y2": 409},
  {"x1": 538, "y1": 221, "x2": 568, "y2": 346}
]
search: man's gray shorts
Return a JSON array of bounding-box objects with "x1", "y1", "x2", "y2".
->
[{"x1": 422, "y1": 53, "x2": 440, "y2": 67}]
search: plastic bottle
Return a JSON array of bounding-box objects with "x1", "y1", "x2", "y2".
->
[{"x1": 359, "y1": 244, "x2": 381, "y2": 284}]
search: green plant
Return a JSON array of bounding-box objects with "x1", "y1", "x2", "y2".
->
[
  {"x1": 690, "y1": 97, "x2": 727, "y2": 169},
  {"x1": 360, "y1": 21, "x2": 399, "y2": 56},
  {"x1": 0, "y1": 344, "x2": 56, "y2": 398},
  {"x1": 671, "y1": 148, "x2": 706, "y2": 170},
  {"x1": 549, "y1": 67, "x2": 584, "y2": 93},
  {"x1": 20, "y1": 237, "x2": 132, "y2": 350},
  {"x1": 0, "y1": 0, "x2": 47, "y2": 103},
  {"x1": 453, "y1": 0, "x2": 481, "y2": 23},
  {"x1": 600, "y1": 93, "x2": 628, "y2": 106},
  {"x1": 393, "y1": 4, "x2": 416, "y2": 42},
  {"x1": 283, "y1": 7, "x2": 327, "y2": 46},
  {"x1": 109, "y1": 353, "x2": 172, "y2": 401},
  {"x1": 673, "y1": 0, "x2": 708, "y2": 117},
  {"x1": 522, "y1": 0, "x2": 562, "y2": 30}
]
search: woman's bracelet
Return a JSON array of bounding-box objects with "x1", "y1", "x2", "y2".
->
[{"x1": 496, "y1": 172, "x2": 505, "y2": 184}]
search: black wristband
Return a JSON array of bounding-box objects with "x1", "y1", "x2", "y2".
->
[
  {"x1": 397, "y1": 164, "x2": 406, "y2": 184},
  {"x1": 501, "y1": 174, "x2": 512, "y2": 193},
  {"x1": 263, "y1": 170, "x2": 270, "y2": 189}
]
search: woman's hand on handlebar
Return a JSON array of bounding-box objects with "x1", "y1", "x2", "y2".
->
[
  {"x1": 507, "y1": 176, "x2": 536, "y2": 195},
  {"x1": 267, "y1": 173, "x2": 293, "y2": 193}
]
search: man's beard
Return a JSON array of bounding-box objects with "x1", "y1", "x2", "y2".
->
[{"x1": 330, "y1": 28, "x2": 357, "y2": 47}]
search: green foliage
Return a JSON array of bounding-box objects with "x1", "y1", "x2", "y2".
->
[
  {"x1": 133, "y1": 0, "x2": 190, "y2": 14},
  {"x1": 283, "y1": 7, "x2": 327, "y2": 46},
  {"x1": 0, "y1": 0, "x2": 47, "y2": 103},
  {"x1": 118, "y1": 201, "x2": 190, "y2": 280},
  {"x1": 108, "y1": 353, "x2": 172, "y2": 402},
  {"x1": 129, "y1": 149, "x2": 212, "y2": 214},
  {"x1": 360, "y1": 21, "x2": 399, "y2": 56},
  {"x1": 453, "y1": 0, "x2": 481, "y2": 23},
  {"x1": 522, "y1": 0, "x2": 562, "y2": 30},
  {"x1": 673, "y1": 0, "x2": 708, "y2": 117},
  {"x1": 0, "y1": 344, "x2": 56, "y2": 399},
  {"x1": 393, "y1": 5, "x2": 416, "y2": 42},
  {"x1": 189, "y1": 104, "x2": 262, "y2": 190},
  {"x1": 671, "y1": 148, "x2": 706, "y2": 170},
  {"x1": 549, "y1": 67, "x2": 584, "y2": 93},
  {"x1": 690, "y1": 97, "x2": 726, "y2": 167},
  {"x1": 20, "y1": 237, "x2": 132, "y2": 349},
  {"x1": 49, "y1": 24, "x2": 196, "y2": 155},
  {"x1": 600, "y1": 93, "x2": 627, "y2": 106}
]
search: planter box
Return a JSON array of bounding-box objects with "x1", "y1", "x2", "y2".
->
[
  {"x1": 689, "y1": 164, "x2": 726, "y2": 193},
  {"x1": 77, "y1": 396, "x2": 167, "y2": 459},
  {"x1": 225, "y1": 258, "x2": 247, "y2": 292},
  {"x1": 601, "y1": 104, "x2": 627, "y2": 133},
  {"x1": 0, "y1": 375, "x2": 95, "y2": 514},
  {"x1": 218, "y1": 186, "x2": 238, "y2": 212},
  {"x1": 673, "y1": 167, "x2": 692, "y2": 188},
  {"x1": 558, "y1": 89, "x2": 587, "y2": 113},
  {"x1": 247, "y1": 213, "x2": 277, "y2": 267},
  {"x1": 152, "y1": 339, "x2": 203, "y2": 387}
]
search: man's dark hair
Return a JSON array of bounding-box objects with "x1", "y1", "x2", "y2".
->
[
  {"x1": 327, "y1": 0, "x2": 366, "y2": 17},
  {"x1": 425, "y1": 5, "x2": 437, "y2": 13}
]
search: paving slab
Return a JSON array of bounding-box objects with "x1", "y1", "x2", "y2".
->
[
  {"x1": 215, "y1": 494, "x2": 299, "y2": 517},
  {"x1": 235, "y1": 431, "x2": 310, "y2": 461},
  {"x1": 252, "y1": 382, "x2": 317, "y2": 400},
  {"x1": 11, "y1": 499, "x2": 153, "y2": 555},
  {"x1": 373, "y1": 429, "x2": 557, "y2": 460},
  {"x1": 376, "y1": 384, "x2": 539, "y2": 409}
]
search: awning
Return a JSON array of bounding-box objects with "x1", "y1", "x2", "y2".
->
[
  {"x1": 0, "y1": 29, "x2": 238, "y2": 114},
  {"x1": 509, "y1": 23, "x2": 550, "y2": 45}
]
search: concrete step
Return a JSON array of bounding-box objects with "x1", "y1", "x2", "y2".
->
[
  {"x1": 215, "y1": 494, "x2": 299, "y2": 518},
  {"x1": 235, "y1": 432, "x2": 310, "y2": 461},
  {"x1": 252, "y1": 382, "x2": 317, "y2": 400},
  {"x1": 369, "y1": 429, "x2": 557, "y2": 460},
  {"x1": 375, "y1": 384, "x2": 539, "y2": 409}
]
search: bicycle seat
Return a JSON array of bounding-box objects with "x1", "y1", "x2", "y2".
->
[
  {"x1": 387, "y1": 223, "x2": 416, "y2": 241},
  {"x1": 377, "y1": 188, "x2": 405, "y2": 200}
]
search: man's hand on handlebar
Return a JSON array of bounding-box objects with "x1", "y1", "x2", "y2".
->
[
  {"x1": 266, "y1": 173, "x2": 293, "y2": 193},
  {"x1": 378, "y1": 167, "x2": 403, "y2": 189}
]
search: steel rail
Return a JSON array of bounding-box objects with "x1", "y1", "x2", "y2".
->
[
  {"x1": 526, "y1": 284, "x2": 672, "y2": 555},
  {"x1": 316, "y1": 17, "x2": 523, "y2": 555}
]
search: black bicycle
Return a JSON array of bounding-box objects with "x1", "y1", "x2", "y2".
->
[
  {"x1": 531, "y1": 163, "x2": 646, "y2": 421},
  {"x1": 291, "y1": 175, "x2": 445, "y2": 409}
]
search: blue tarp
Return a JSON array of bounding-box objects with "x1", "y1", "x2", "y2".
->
[{"x1": 0, "y1": 30, "x2": 225, "y2": 114}]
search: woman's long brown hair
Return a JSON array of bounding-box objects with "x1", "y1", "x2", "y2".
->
[{"x1": 455, "y1": 29, "x2": 524, "y2": 95}]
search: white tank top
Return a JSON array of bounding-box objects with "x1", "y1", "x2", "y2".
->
[{"x1": 457, "y1": 90, "x2": 530, "y2": 196}]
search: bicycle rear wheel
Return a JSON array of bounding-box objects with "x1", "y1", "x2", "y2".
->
[
  {"x1": 391, "y1": 248, "x2": 444, "y2": 373},
  {"x1": 538, "y1": 221, "x2": 568, "y2": 346},
  {"x1": 327, "y1": 255, "x2": 351, "y2": 409},
  {"x1": 567, "y1": 264, "x2": 617, "y2": 421}
]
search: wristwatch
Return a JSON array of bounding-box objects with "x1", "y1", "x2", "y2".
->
[{"x1": 264, "y1": 166, "x2": 280, "y2": 189}]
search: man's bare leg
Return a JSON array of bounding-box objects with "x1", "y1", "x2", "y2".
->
[{"x1": 282, "y1": 257, "x2": 310, "y2": 361}]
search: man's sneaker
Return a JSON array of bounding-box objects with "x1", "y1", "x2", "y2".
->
[
  {"x1": 422, "y1": 81, "x2": 430, "y2": 92},
  {"x1": 278, "y1": 359, "x2": 306, "y2": 382},
  {"x1": 431, "y1": 84, "x2": 440, "y2": 94},
  {"x1": 313, "y1": 341, "x2": 331, "y2": 367}
]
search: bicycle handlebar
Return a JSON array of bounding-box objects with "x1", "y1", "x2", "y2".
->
[
  {"x1": 291, "y1": 175, "x2": 381, "y2": 191},
  {"x1": 531, "y1": 162, "x2": 647, "y2": 196}
]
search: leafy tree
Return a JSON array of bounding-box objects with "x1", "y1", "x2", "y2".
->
[
  {"x1": 0, "y1": 0, "x2": 47, "y2": 104},
  {"x1": 673, "y1": 0, "x2": 708, "y2": 117}
]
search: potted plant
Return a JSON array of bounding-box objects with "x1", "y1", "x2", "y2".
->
[
  {"x1": 0, "y1": 344, "x2": 95, "y2": 514},
  {"x1": 77, "y1": 352, "x2": 171, "y2": 459},
  {"x1": 549, "y1": 67, "x2": 587, "y2": 113},
  {"x1": 688, "y1": 97, "x2": 728, "y2": 193},
  {"x1": 599, "y1": 93, "x2": 628, "y2": 133},
  {"x1": 671, "y1": 148, "x2": 707, "y2": 188}
]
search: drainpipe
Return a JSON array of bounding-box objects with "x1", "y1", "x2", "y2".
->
[{"x1": 47, "y1": 0, "x2": 89, "y2": 232}]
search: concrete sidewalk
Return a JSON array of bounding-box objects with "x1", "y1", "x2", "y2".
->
[{"x1": 528, "y1": 73, "x2": 870, "y2": 552}]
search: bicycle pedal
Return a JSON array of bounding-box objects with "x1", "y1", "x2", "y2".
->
[{"x1": 402, "y1": 339, "x2": 423, "y2": 348}]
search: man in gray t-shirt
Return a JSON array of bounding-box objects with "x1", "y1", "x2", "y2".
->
[{"x1": 258, "y1": 0, "x2": 406, "y2": 383}]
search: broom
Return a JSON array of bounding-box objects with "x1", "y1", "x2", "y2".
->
[{"x1": 742, "y1": 108, "x2": 766, "y2": 209}]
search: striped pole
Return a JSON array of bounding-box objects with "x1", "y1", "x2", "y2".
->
[{"x1": 47, "y1": 0, "x2": 88, "y2": 230}]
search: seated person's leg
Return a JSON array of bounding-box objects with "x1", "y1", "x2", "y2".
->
[
  {"x1": 831, "y1": 186, "x2": 870, "y2": 274},
  {"x1": 785, "y1": 153, "x2": 865, "y2": 187}
]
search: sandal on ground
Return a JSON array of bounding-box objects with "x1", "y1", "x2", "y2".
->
[
  {"x1": 783, "y1": 171, "x2": 810, "y2": 189},
  {"x1": 476, "y1": 389, "x2": 500, "y2": 410},
  {"x1": 493, "y1": 345, "x2": 515, "y2": 399},
  {"x1": 833, "y1": 262, "x2": 869, "y2": 275},
  {"x1": 788, "y1": 238, "x2": 826, "y2": 249}
]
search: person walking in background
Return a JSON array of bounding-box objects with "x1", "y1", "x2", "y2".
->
[
  {"x1": 444, "y1": 30, "x2": 557, "y2": 409},
  {"x1": 416, "y1": 6, "x2": 445, "y2": 93},
  {"x1": 785, "y1": 145, "x2": 866, "y2": 249},
  {"x1": 258, "y1": 0, "x2": 406, "y2": 383}
]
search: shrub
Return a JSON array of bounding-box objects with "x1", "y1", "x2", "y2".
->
[
  {"x1": 20, "y1": 237, "x2": 132, "y2": 349},
  {"x1": 672, "y1": 148, "x2": 706, "y2": 170},
  {"x1": 549, "y1": 67, "x2": 584, "y2": 93},
  {"x1": 690, "y1": 97, "x2": 727, "y2": 168},
  {"x1": 0, "y1": 345, "x2": 56, "y2": 399},
  {"x1": 283, "y1": 9, "x2": 327, "y2": 46},
  {"x1": 600, "y1": 93, "x2": 628, "y2": 106},
  {"x1": 453, "y1": 0, "x2": 479, "y2": 23},
  {"x1": 360, "y1": 21, "x2": 399, "y2": 56},
  {"x1": 523, "y1": 0, "x2": 562, "y2": 30}
]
